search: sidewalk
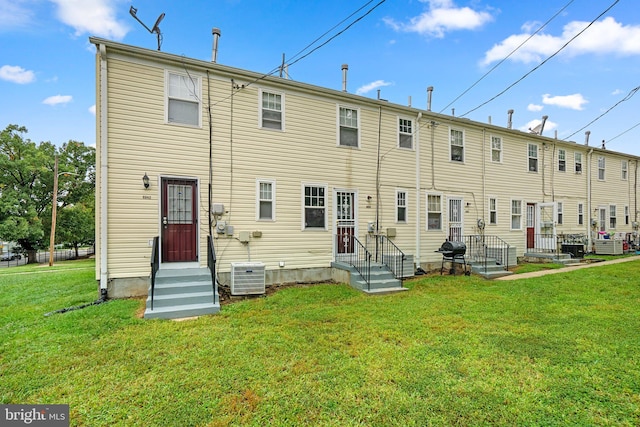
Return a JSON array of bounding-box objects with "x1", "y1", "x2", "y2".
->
[{"x1": 495, "y1": 255, "x2": 640, "y2": 280}]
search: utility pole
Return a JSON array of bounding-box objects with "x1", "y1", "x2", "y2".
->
[{"x1": 49, "y1": 156, "x2": 58, "y2": 267}]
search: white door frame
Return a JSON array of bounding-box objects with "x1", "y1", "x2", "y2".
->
[{"x1": 333, "y1": 189, "x2": 359, "y2": 261}]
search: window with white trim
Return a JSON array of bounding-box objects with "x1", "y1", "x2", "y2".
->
[
  {"x1": 167, "y1": 72, "x2": 201, "y2": 126},
  {"x1": 256, "y1": 180, "x2": 275, "y2": 220},
  {"x1": 528, "y1": 144, "x2": 538, "y2": 172},
  {"x1": 511, "y1": 200, "x2": 522, "y2": 230},
  {"x1": 609, "y1": 205, "x2": 616, "y2": 229},
  {"x1": 578, "y1": 203, "x2": 584, "y2": 226},
  {"x1": 427, "y1": 194, "x2": 442, "y2": 230},
  {"x1": 598, "y1": 156, "x2": 605, "y2": 180},
  {"x1": 574, "y1": 152, "x2": 582, "y2": 174},
  {"x1": 450, "y1": 129, "x2": 464, "y2": 162},
  {"x1": 398, "y1": 118, "x2": 413, "y2": 149},
  {"x1": 260, "y1": 91, "x2": 283, "y2": 130},
  {"x1": 396, "y1": 190, "x2": 407, "y2": 222},
  {"x1": 338, "y1": 106, "x2": 359, "y2": 147},
  {"x1": 303, "y1": 185, "x2": 326, "y2": 229},
  {"x1": 557, "y1": 202, "x2": 563, "y2": 225},
  {"x1": 558, "y1": 149, "x2": 566, "y2": 172},
  {"x1": 489, "y1": 197, "x2": 497, "y2": 225},
  {"x1": 622, "y1": 160, "x2": 628, "y2": 180},
  {"x1": 625, "y1": 205, "x2": 630, "y2": 225},
  {"x1": 491, "y1": 136, "x2": 502, "y2": 163}
]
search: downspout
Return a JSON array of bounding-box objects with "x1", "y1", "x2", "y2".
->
[
  {"x1": 375, "y1": 106, "x2": 382, "y2": 234},
  {"x1": 430, "y1": 121, "x2": 436, "y2": 190},
  {"x1": 636, "y1": 160, "x2": 639, "y2": 223},
  {"x1": 99, "y1": 44, "x2": 109, "y2": 297},
  {"x1": 587, "y1": 148, "x2": 594, "y2": 251},
  {"x1": 551, "y1": 142, "x2": 556, "y2": 201},
  {"x1": 482, "y1": 128, "x2": 486, "y2": 226},
  {"x1": 415, "y1": 112, "x2": 422, "y2": 266}
]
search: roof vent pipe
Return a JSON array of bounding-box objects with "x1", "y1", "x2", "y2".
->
[
  {"x1": 427, "y1": 86, "x2": 433, "y2": 111},
  {"x1": 341, "y1": 64, "x2": 348, "y2": 92},
  {"x1": 211, "y1": 28, "x2": 221, "y2": 63},
  {"x1": 488, "y1": 116, "x2": 492, "y2": 125},
  {"x1": 408, "y1": 96, "x2": 412, "y2": 107},
  {"x1": 584, "y1": 130, "x2": 591, "y2": 146},
  {"x1": 507, "y1": 109, "x2": 514, "y2": 129},
  {"x1": 539, "y1": 115, "x2": 548, "y2": 136}
]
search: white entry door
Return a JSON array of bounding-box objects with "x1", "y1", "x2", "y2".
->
[
  {"x1": 448, "y1": 197, "x2": 463, "y2": 241},
  {"x1": 537, "y1": 202, "x2": 556, "y2": 251},
  {"x1": 335, "y1": 191, "x2": 357, "y2": 261}
]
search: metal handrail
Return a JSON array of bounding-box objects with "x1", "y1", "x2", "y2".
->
[
  {"x1": 463, "y1": 235, "x2": 510, "y2": 274},
  {"x1": 378, "y1": 235, "x2": 405, "y2": 281},
  {"x1": 335, "y1": 234, "x2": 372, "y2": 291},
  {"x1": 149, "y1": 236, "x2": 160, "y2": 310},
  {"x1": 207, "y1": 235, "x2": 218, "y2": 305},
  {"x1": 526, "y1": 233, "x2": 558, "y2": 254}
]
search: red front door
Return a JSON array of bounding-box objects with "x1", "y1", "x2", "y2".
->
[
  {"x1": 161, "y1": 178, "x2": 198, "y2": 262},
  {"x1": 526, "y1": 203, "x2": 535, "y2": 249}
]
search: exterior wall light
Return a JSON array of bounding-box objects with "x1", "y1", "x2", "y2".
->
[{"x1": 143, "y1": 173, "x2": 150, "y2": 189}]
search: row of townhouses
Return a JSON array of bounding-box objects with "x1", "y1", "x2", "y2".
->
[{"x1": 90, "y1": 37, "x2": 639, "y2": 318}]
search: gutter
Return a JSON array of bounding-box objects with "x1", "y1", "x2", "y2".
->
[{"x1": 99, "y1": 43, "x2": 109, "y2": 297}]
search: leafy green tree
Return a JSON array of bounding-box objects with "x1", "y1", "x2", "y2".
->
[
  {"x1": 56, "y1": 201, "x2": 95, "y2": 258},
  {"x1": 0, "y1": 124, "x2": 95, "y2": 263}
]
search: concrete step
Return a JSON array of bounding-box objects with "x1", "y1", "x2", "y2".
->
[
  {"x1": 146, "y1": 290, "x2": 215, "y2": 309},
  {"x1": 144, "y1": 302, "x2": 220, "y2": 320},
  {"x1": 152, "y1": 280, "x2": 214, "y2": 296}
]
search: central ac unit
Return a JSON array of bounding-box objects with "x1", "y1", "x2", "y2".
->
[{"x1": 230, "y1": 262, "x2": 266, "y2": 295}]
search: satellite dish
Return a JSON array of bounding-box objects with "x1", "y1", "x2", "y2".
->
[
  {"x1": 151, "y1": 13, "x2": 165, "y2": 34},
  {"x1": 129, "y1": 6, "x2": 165, "y2": 51}
]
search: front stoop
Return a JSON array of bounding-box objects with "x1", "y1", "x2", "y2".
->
[
  {"x1": 469, "y1": 258, "x2": 513, "y2": 279},
  {"x1": 144, "y1": 268, "x2": 220, "y2": 320},
  {"x1": 332, "y1": 262, "x2": 408, "y2": 294}
]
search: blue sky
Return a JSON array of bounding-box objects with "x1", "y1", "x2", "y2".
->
[{"x1": 1, "y1": 0, "x2": 640, "y2": 156}]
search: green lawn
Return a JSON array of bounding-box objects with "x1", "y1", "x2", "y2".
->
[{"x1": 1, "y1": 259, "x2": 639, "y2": 426}]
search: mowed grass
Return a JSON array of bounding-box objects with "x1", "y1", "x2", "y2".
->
[{"x1": 1, "y1": 259, "x2": 639, "y2": 426}]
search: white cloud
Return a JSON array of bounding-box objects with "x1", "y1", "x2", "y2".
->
[
  {"x1": 482, "y1": 17, "x2": 640, "y2": 65},
  {"x1": 89, "y1": 105, "x2": 96, "y2": 115},
  {"x1": 0, "y1": 0, "x2": 34, "y2": 31},
  {"x1": 43, "y1": 95, "x2": 73, "y2": 106},
  {"x1": 356, "y1": 80, "x2": 393, "y2": 95},
  {"x1": 50, "y1": 0, "x2": 129, "y2": 39},
  {"x1": 611, "y1": 89, "x2": 624, "y2": 96},
  {"x1": 0, "y1": 65, "x2": 35, "y2": 84},
  {"x1": 384, "y1": 0, "x2": 493, "y2": 38},
  {"x1": 542, "y1": 93, "x2": 587, "y2": 110},
  {"x1": 527, "y1": 103, "x2": 543, "y2": 112}
]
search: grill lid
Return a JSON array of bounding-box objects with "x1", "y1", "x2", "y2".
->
[{"x1": 438, "y1": 240, "x2": 467, "y2": 255}]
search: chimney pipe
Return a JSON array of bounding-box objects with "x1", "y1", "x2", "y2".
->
[
  {"x1": 341, "y1": 64, "x2": 348, "y2": 92},
  {"x1": 212, "y1": 28, "x2": 221, "y2": 63},
  {"x1": 408, "y1": 96, "x2": 412, "y2": 107},
  {"x1": 584, "y1": 130, "x2": 591, "y2": 146},
  {"x1": 507, "y1": 109, "x2": 514, "y2": 129},
  {"x1": 427, "y1": 86, "x2": 433, "y2": 111},
  {"x1": 539, "y1": 115, "x2": 548, "y2": 136}
]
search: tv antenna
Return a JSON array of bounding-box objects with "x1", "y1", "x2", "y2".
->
[{"x1": 129, "y1": 6, "x2": 165, "y2": 51}]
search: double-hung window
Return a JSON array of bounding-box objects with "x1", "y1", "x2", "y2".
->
[
  {"x1": 167, "y1": 72, "x2": 201, "y2": 126},
  {"x1": 609, "y1": 205, "x2": 617, "y2": 229},
  {"x1": 338, "y1": 106, "x2": 359, "y2": 147},
  {"x1": 260, "y1": 91, "x2": 283, "y2": 130},
  {"x1": 398, "y1": 118, "x2": 413, "y2": 149},
  {"x1": 528, "y1": 144, "x2": 538, "y2": 172},
  {"x1": 558, "y1": 149, "x2": 566, "y2": 172},
  {"x1": 303, "y1": 185, "x2": 326, "y2": 229},
  {"x1": 491, "y1": 136, "x2": 502, "y2": 163},
  {"x1": 622, "y1": 160, "x2": 628, "y2": 180},
  {"x1": 396, "y1": 190, "x2": 407, "y2": 222},
  {"x1": 427, "y1": 194, "x2": 442, "y2": 230},
  {"x1": 574, "y1": 152, "x2": 582, "y2": 174},
  {"x1": 598, "y1": 156, "x2": 605, "y2": 180},
  {"x1": 511, "y1": 200, "x2": 522, "y2": 230},
  {"x1": 557, "y1": 202, "x2": 563, "y2": 225},
  {"x1": 489, "y1": 198, "x2": 497, "y2": 225},
  {"x1": 256, "y1": 180, "x2": 275, "y2": 221},
  {"x1": 450, "y1": 129, "x2": 464, "y2": 162},
  {"x1": 625, "y1": 206, "x2": 630, "y2": 225},
  {"x1": 577, "y1": 203, "x2": 584, "y2": 225}
]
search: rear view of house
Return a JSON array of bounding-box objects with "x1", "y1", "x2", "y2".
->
[{"x1": 90, "y1": 37, "x2": 640, "y2": 318}]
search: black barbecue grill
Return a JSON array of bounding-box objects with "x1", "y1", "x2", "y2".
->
[{"x1": 435, "y1": 240, "x2": 470, "y2": 276}]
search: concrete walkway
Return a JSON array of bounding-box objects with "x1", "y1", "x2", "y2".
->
[{"x1": 495, "y1": 255, "x2": 640, "y2": 280}]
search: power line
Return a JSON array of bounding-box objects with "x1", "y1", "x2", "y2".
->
[
  {"x1": 460, "y1": 0, "x2": 620, "y2": 118},
  {"x1": 607, "y1": 120, "x2": 640, "y2": 145},
  {"x1": 440, "y1": 0, "x2": 575, "y2": 114},
  {"x1": 564, "y1": 85, "x2": 640, "y2": 141}
]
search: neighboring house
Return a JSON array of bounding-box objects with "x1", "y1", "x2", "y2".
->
[{"x1": 90, "y1": 37, "x2": 639, "y2": 318}]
